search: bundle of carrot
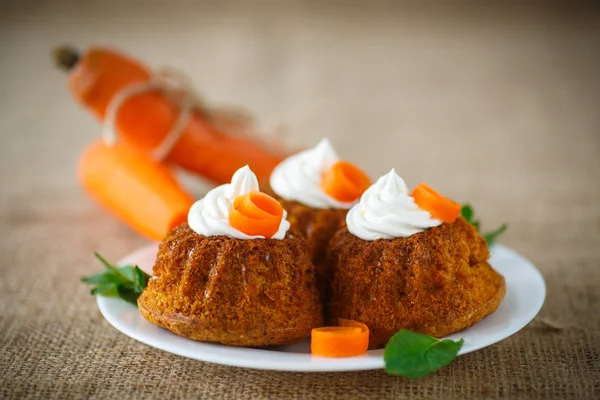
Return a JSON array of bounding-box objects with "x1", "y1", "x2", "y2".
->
[
  {"x1": 54, "y1": 46, "x2": 288, "y2": 184},
  {"x1": 54, "y1": 46, "x2": 290, "y2": 241}
]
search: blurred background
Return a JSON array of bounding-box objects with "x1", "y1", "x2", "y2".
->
[
  {"x1": 2, "y1": 2, "x2": 600, "y2": 397},
  {"x1": 0, "y1": 1, "x2": 599, "y2": 252}
]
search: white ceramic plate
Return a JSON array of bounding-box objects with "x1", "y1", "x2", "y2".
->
[{"x1": 97, "y1": 243, "x2": 545, "y2": 372}]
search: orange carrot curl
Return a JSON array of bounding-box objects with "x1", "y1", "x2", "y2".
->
[
  {"x1": 311, "y1": 319, "x2": 370, "y2": 358},
  {"x1": 228, "y1": 191, "x2": 284, "y2": 237},
  {"x1": 321, "y1": 161, "x2": 371, "y2": 202},
  {"x1": 411, "y1": 183, "x2": 461, "y2": 223}
]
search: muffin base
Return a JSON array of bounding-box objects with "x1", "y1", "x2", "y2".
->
[
  {"x1": 327, "y1": 218, "x2": 506, "y2": 349},
  {"x1": 138, "y1": 224, "x2": 323, "y2": 347}
]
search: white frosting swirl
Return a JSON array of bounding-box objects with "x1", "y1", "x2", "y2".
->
[
  {"x1": 269, "y1": 138, "x2": 356, "y2": 209},
  {"x1": 346, "y1": 169, "x2": 441, "y2": 240},
  {"x1": 188, "y1": 165, "x2": 290, "y2": 239}
]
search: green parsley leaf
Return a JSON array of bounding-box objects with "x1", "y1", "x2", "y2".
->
[
  {"x1": 81, "y1": 272, "x2": 111, "y2": 285},
  {"x1": 483, "y1": 223, "x2": 508, "y2": 247},
  {"x1": 81, "y1": 253, "x2": 151, "y2": 306},
  {"x1": 133, "y1": 266, "x2": 148, "y2": 294},
  {"x1": 90, "y1": 283, "x2": 117, "y2": 296},
  {"x1": 384, "y1": 330, "x2": 464, "y2": 378},
  {"x1": 460, "y1": 204, "x2": 507, "y2": 246},
  {"x1": 118, "y1": 265, "x2": 137, "y2": 281},
  {"x1": 460, "y1": 204, "x2": 474, "y2": 222},
  {"x1": 94, "y1": 252, "x2": 131, "y2": 282},
  {"x1": 116, "y1": 284, "x2": 140, "y2": 305}
]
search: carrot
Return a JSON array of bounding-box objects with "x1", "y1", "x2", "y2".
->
[
  {"x1": 411, "y1": 183, "x2": 461, "y2": 223},
  {"x1": 320, "y1": 161, "x2": 371, "y2": 202},
  {"x1": 228, "y1": 191, "x2": 283, "y2": 237},
  {"x1": 78, "y1": 140, "x2": 194, "y2": 241},
  {"x1": 54, "y1": 46, "x2": 287, "y2": 184},
  {"x1": 311, "y1": 319, "x2": 370, "y2": 358}
]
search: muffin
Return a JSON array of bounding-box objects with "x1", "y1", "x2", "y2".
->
[
  {"x1": 138, "y1": 166, "x2": 323, "y2": 347},
  {"x1": 327, "y1": 169, "x2": 506, "y2": 349},
  {"x1": 268, "y1": 138, "x2": 370, "y2": 301}
]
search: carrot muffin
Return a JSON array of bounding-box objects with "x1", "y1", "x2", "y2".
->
[
  {"x1": 269, "y1": 138, "x2": 370, "y2": 302},
  {"x1": 327, "y1": 169, "x2": 506, "y2": 349},
  {"x1": 138, "y1": 166, "x2": 323, "y2": 347}
]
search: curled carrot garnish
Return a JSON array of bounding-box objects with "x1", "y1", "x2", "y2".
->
[
  {"x1": 321, "y1": 161, "x2": 371, "y2": 203},
  {"x1": 311, "y1": 319, "x2": 370, "y2": 358},
  {"x1": 412, "y1": 183, "x2": 461, "y2": 223},
  {"x1": 228, "y1": 191, "x2": 283, "y2": 237}
]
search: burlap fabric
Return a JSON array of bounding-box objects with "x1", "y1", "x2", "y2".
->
[{"x1": 1, "y1": 2, "x2": 599, "y2": 399}]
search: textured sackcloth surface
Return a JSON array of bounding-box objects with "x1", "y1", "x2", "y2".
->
[{"x1": 1, "y1": 1, "x2": 599, "y2": 399}]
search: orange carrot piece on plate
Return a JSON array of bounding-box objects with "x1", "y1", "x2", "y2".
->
[
  {"x1": 229, "y1": 191, "x2": 283, "y2": 237},
  {"x1": 411, "y1": 183, "x2": 461, "y2": 223},
  {"x1": 311, "y1": 319, "x2": 370, "y2": 358},
  {"x1": 78, "y1": 140, "x2": 194, "y2": 241},
  {"x1": 321, "y1": 161, "x2": 371, "y2": 202}
]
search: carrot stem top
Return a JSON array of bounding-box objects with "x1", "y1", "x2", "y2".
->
[{"x1": 52, "y1": 46, "x2": 80, "y2": 71}]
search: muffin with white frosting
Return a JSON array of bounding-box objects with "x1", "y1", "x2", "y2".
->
[
  {"x1": 138, "y1": 166, "x2": 323, "y2": 347},
  {"x1": 327, "y1": 169, "x2": 506, "y2": 349},
  {"x1": 268, "y1": 138, "x2": 371, "y2": 303}
]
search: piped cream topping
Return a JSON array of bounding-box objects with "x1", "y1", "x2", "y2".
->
[
  {"x1": 269, "y1": 138, "x2": 356, "y2": 209},
  {"x1": 346, "y1": 169, "x2": 441, "y2": 240},
  {"x1": 188, "y1": 165, "x2": 290, "y2": 239}
]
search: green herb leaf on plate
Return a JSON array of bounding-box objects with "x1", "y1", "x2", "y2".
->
[
  {"x1": 483, "y1": 223, "x2": 508, "y2": 247},
  {"x1": 81, "y1": 253, "x2": 151, "y2": 306},
  {"x1": 90, "y1": 283, "x2": 117, "y2": 296},
  {"x1": 384, "y1": 330, "x2": 464, "y2": 379},
  {"x1": 460, "y1": 204, "x2": 475, "y2": 222},
  {"x1": 118, "y1": 265, "x2": 137, "y2": 281},
  {"x1": 81, "y1": 272, "x2": 111, "y2": 285},
  {"x1": 460, "y1": 204, "x2": 507, "y2": 246},
  {"x1": 116, "y1": 284, "x2": 140, "y2": 305},
  {"x1": 133, "y1": 266, "x2": 148, "y2": 294}
]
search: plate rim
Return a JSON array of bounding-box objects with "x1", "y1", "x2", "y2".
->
[{"x1": 97, "y1": 243, "x2": 546, "y2": 372}]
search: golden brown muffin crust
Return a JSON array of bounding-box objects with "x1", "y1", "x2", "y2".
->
[
  {"x1": 327, "y1": 217, "x2": 506, "y2": 349},
  {"x1": 138, "y1": 224, "x2": 323, "y2": 347},
  {"x1": 278, "y1": 200, "x2": 347, "y2": 305},
  {"x1": 262, "y1": 181, "x2": 347, "y2": 307},
  {"x1": 261, "y1": 182, "x2": 348, "y2": 267}
]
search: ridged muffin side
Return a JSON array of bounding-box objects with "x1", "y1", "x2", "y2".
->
[
  {"x1": 138, "y1": 224, "x2": 323, "y2": 347},
  {"x1": 327, "y1": 217, "x2": 506, "y2": 349}
]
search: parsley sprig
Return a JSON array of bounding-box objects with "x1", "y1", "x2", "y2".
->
[
  {"x1": 384, "y1": 330, "x2": 464, "y2": 378},
  {"x1": 461, "y1": 204, "x2": 507, "y2": 246},
  {"x1": 81, "y1": 253, "x2": 150, "y2": 305}
]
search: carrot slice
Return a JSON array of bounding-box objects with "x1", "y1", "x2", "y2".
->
[
  {"x1": 311, "y1": 319, "x2": 369, "y2": 358},
  {"x1": 78, "y1": 140, "x2": 194, "y2": 241},
  {"x1": 411, "y1": 183, "x2": 461, "y2": 223},
  {"x1": 321, "y1": 161, "x2": 371, "y2": 203},
  {"x1": 228, "y1": 191, "x2": 283, "y2": 237}
]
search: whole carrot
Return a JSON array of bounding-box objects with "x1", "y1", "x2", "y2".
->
[
  {"x1": 54, "y1": 46, "x2": 287, "y2": 184},
  {"x1": 78, "y1": 140, "x2": 194, "y2": 241}
]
